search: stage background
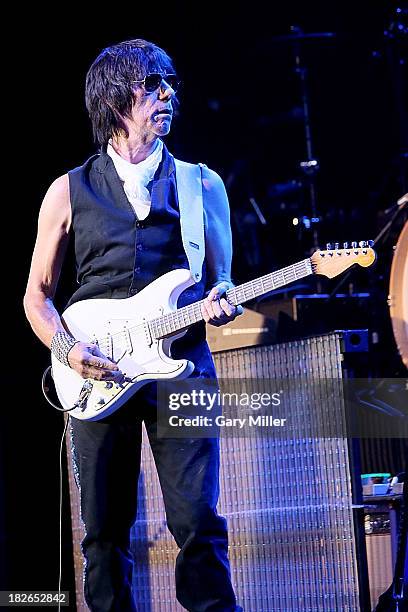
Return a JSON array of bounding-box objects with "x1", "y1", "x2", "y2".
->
[{"x1": 2, "y1": 0, "x2": 406, "y2": 604}]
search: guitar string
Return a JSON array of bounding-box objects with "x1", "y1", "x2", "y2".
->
[
  {"x1": 73, "y1": 249, "x2": 366, "y2": 354},
  {"x1": 150, "y1": 250, "x2": 365, "y2": 337},
  {"x1": 148, "y1": 259, "x2": 311, "y2": 335},
  {"x1": 94, "y1": 260, "x2": 313, "y2": 352}
]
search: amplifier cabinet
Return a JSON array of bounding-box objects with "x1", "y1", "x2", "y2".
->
[{"x1": 66, "y1": 332, "x2": 370, "y2": 611}]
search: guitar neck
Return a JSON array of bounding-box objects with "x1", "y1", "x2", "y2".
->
[
  {"x1": 225, "y1": 258, "x2": 313, "y2": 306},
  {"x1": 150, "y1": 258, "x2": 313, "y2": 340}
]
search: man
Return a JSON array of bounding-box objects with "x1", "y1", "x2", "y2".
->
[{"x1": 23, "y1": 39, "x2": 242, "y2": 611}]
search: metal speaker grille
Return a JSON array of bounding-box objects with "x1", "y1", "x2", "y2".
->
[{"x1": 212, "y1": 333, "x2": 361, "y2": 611}]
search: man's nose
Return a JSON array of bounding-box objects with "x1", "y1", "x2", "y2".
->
[{"x1": 159, "y1": 79, "x2": 175, "y2": 98}]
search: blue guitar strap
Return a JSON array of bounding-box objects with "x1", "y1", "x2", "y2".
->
[{"x1": 174, "y1": 158, "x2": 206, "y2": 283}]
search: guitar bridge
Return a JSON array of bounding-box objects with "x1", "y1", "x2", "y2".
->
[{"x1": 74, "y1": 380, "x2": 94, "y2": 412}]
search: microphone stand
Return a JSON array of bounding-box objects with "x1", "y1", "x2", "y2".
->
[{"x1": 328, "y1": 197, "x2": 407, "y2": 299}]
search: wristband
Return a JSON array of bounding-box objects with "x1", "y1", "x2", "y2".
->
[{"x1": 50, "y1": 331, "x2": 79, "y2": 367}]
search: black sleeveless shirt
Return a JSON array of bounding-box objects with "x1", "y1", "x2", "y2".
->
[{"x1": 67, "y1": 144, "x2": 214, "y2": 375}]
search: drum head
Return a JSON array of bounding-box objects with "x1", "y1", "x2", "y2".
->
[{"x1": 388, "y1": 220, "x2": 408, "y2": 368}]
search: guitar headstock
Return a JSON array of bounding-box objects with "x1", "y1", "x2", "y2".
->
[{"x1": 311, "y1": 241, "x2": 377, "y2": 278}]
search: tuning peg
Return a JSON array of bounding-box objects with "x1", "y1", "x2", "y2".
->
[
  {"x1": 326, "y1": 242, "x2": 332, "y2": 250},
  {"x1": 343, "y1": 241, "x2": 349, "y2": 249},
  {"x1": 351, "y1": 241, "x2": 358, "y2": 249},
  {"x1": 368, "y1": 240, "x2": 374, "y2": 247},
  {"x1": 359, "y1": 240, "x2": 367, "y2": 248},
  {"x1": 334, "y1": 242, "x2": 339, "y2": 249}
]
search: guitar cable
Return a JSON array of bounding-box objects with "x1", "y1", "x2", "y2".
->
[
  {"x1": 41, "y1": 365, "x2": 73, "y2": 610},
  {"x1": 41, "y1": 366, "x2": 76, "y2": 412}
]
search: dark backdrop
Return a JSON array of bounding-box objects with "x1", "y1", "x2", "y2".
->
[{"x1": 3, "y1": 0, "x2": 407, "y2": 601}]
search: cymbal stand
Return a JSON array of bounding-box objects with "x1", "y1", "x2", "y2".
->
[{"x1": 291, "y1": 25, "x2": 320, "y2": 250}]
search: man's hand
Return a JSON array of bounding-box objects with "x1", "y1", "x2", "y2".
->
[
  {"x1": 201, "y1": 282, "x2": 243, "y2": 327},
  {"x1": 67, "y1": 341, "x2": 124, "y2": 381}
]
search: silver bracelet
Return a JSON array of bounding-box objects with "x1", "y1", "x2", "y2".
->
[{"x1": 51, "y1": 331, "x2": 79, "y2": 367}]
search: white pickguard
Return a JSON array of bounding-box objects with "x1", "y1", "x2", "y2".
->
[{"x1": 51, "y1": 269, "x2": 195, "y2": 421}]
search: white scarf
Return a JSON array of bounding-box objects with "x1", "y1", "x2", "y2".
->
[{"x1": 107, "y1": 139, "x2": 163, "y2": 219}]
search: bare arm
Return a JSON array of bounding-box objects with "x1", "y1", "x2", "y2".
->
[
  {"x1": 23, "y1": 175, "x2": 121, "y2": 380},
  {"x1": 200, "y1": 166, "x2": 242, "y2": 326},
  {"x1": 24, "y1": 174, "x2": 72, "y2": 347}
]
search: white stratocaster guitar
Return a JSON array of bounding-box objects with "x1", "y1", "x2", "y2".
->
[{"x1": 51, "y1": 243, "x2": 376, "y2": 420}]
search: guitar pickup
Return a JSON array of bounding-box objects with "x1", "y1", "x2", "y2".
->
[
  {"x1": 124, "y1": 325, "x2": 133, "y2": 354},
  {"x1": 106, "y1": 331, "x2": 113, "y2": 361},
  {"x1": 143, "y1": 319, "x2": 153, "y2": 347}
]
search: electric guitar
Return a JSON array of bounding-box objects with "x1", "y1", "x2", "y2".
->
[{"x1": 51, "y1": 243, "x2": 376, "y2": 421}]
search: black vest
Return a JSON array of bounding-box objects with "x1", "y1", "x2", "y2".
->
[
  {"x1": 68, "y1": 145, "x2": 206, "y2": 306},
  {"x1": 67, "y1": 145, "x2": 213, "y2": 369}
]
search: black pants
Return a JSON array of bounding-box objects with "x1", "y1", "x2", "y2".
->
[{"x1": 69, "y1": 380, "x2": 238, "y2": 612}]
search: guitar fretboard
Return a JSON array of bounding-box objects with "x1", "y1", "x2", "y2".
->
[{"x1": 149, "y1": 258, "x2": 313, "y2": 340}]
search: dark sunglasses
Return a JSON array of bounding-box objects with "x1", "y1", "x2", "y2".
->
[{"x1": 133, "y1": 73, "x2": 180, "y2": 93}]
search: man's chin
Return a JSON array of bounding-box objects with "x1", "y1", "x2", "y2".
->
[
  {"x1": 154, "y1": 125, "x2": 171, "y2": 137},
  {"x1": 152, "y1": 116, "x2": 172, "y2": 135}
]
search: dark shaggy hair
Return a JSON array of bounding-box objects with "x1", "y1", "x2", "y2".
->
[{"x1": 85, "y1": 39, "x2": 176, "y2": 149}]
